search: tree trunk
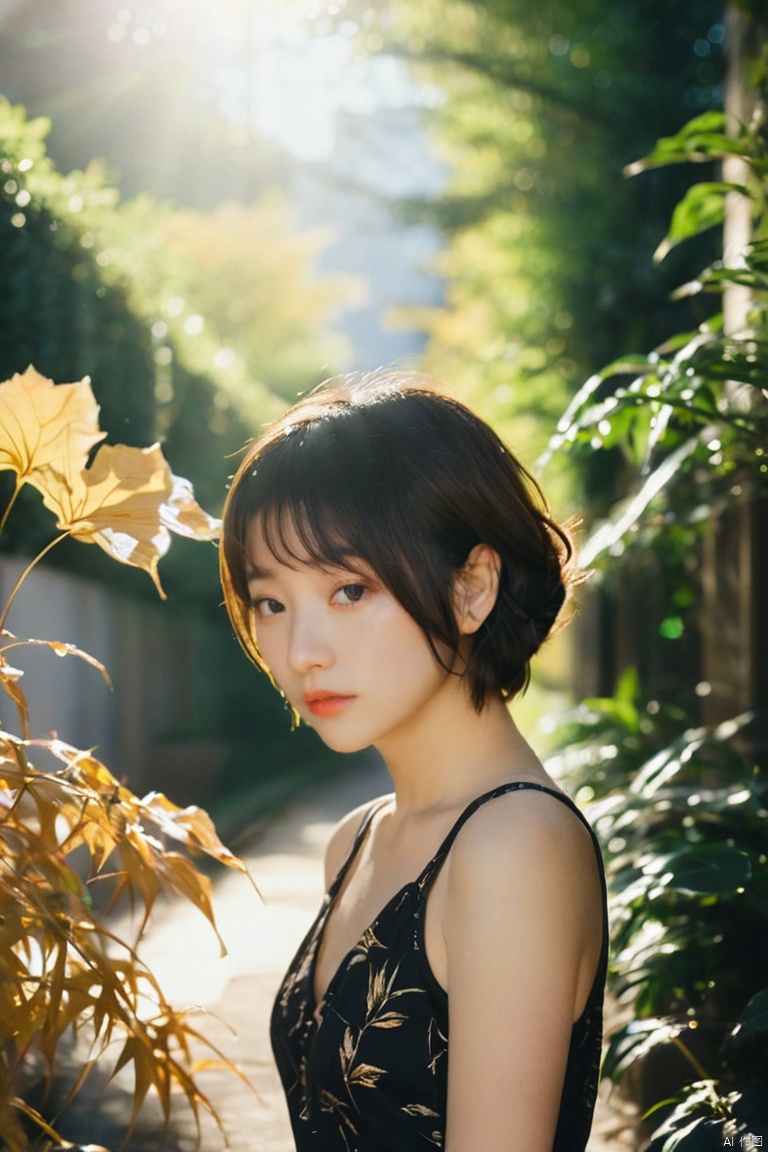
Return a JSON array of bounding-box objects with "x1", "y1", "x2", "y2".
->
[{"x1": 700, "y1": 1, "x2": 768, "y2": 752}]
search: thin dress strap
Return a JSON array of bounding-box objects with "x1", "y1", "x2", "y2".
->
[
  {"x1": 415, "y1": 780, "x2": 606, "y2": 905},
  {"x1": 327, "y1": 795, "x2": 392, "y2": 897}
]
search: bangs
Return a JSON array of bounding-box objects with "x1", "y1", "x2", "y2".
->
[
  {"x1": 258, "y1": 499, "x2": 368, "y2": 575},
  {"x1": 226, "y1": 414, "x2": 395, "y2": 599}
]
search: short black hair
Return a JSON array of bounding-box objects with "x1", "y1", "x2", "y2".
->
[{"x1": 221, "y1": 371, "x2": 577, "y2": 711}]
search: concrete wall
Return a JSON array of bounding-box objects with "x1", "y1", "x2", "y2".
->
[{"x1": 0, "y1": 556, "x2": 228, "y2": 803}]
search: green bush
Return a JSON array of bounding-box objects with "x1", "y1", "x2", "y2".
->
[{"x1": 548, "y1": 107, "x2": 768, "y2": 1146}]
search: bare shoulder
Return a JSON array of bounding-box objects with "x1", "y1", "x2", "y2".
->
[
  {"x1": 448, "y1": 786, "x2": 601, "y2": 900},
  {"x1": 323, "y1": 793, "x2": 393, "y2": 890},
  {"x1": 443, "y1": 785, "x2": 604, "y2": 1014},
  {"x1": 442, "y1": 788, "x2": 604, "y2": 1148}
]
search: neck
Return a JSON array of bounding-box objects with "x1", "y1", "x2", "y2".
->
[{"x1": 376, "y1": 683, "x2": 547, "y2": 815}]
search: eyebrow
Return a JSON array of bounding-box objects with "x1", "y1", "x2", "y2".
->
[
  {"x1": 244, "y1": 554, "x2": 374, "y2": 583},
  {"x1": 244, "y1": 562, "x2": 274, "y2": 582}
]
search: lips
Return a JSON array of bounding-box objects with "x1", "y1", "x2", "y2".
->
[{"x1": 303, "y1": 691, "x2": 355, "y2": 717}]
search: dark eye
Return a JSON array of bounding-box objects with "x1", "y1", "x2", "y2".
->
[
  {"x1": 335, "y1": 584, "x2": 367, "y2": 605},
  {"x1": 252, "y1": 597, "x2": 284, "y2": 617}
]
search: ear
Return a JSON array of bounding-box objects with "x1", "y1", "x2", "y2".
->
[{"x1": 453, "y1": 544, "x2": 501, "y2": 635}]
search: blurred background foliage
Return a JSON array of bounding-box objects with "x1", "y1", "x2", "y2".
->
[
  {"x1": 335, "y1": 0, "x2": 768, "y2": 1143},
  {"x1": 539, "y1": 76, "x2": 768, "y2": 1147},
  {"x1": 0, "y1": 0, "x2": 733, "y2": 578},
  {"x1": 0, "y1": 0, "x2": 363, "y2": 821},
  {"x1": 0, "y1": 99, "x2": 352, "y2": 555},
  {"x1": 347, "y1": 0, "x2": 726, "y2": 473}
]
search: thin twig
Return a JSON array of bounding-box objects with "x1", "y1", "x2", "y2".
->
[{"x1": 0, "y1": 532, "x2": 69, "y2": 633}]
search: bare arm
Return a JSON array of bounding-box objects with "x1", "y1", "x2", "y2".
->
[{"x1": 443, "y1": 791, "x2": 603, "y2": 1152}]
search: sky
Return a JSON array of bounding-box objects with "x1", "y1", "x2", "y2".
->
[{"x1": 204, "y1": 0, "x2": 436, "y2": 162}]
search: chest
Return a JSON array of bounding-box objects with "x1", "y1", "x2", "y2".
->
[
  {"x1": 274, "y1": 886, "x2": 452, "y2": 1152},
  {"x1": 313, "y1": 838, "x2": 451, "y2": 1009}
]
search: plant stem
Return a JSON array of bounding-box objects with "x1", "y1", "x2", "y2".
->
[
  {"x1": 671, "y1": 1035, "x2": 712, "y2": 1083},
  {"x1": 0, "y1": 480, "x2": 22, "y2": 536},
  {"x1": 0, "y1": 533, "x2": 69, "y2": 634}
]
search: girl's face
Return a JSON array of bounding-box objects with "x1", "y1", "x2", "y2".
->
[{"x1": 244, "y1": 516, "x2": 459, "y2": 756}]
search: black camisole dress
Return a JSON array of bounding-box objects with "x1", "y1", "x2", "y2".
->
[{"x1": 270, "y1": 781, "x2": 609, "y2": 1152}]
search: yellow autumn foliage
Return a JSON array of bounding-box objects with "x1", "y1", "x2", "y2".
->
[
  {"x1": 0, "y1": 367, "x2": 249, "y2": 1151},
  {"x1": 0, "y1": 367, "x2": 219, "y2": 599},
  {"x1": 0, "y1": 366, "x2": 105, "y2": 489}
]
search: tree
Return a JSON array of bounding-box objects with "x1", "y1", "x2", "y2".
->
[
  {"x1": 0, "y1": 0, "x2": 292, "y2": 207},
  {"x1": 543, "y1": 0, "x2": 768, "y2": 1139},
  {"x1": 0, "y1": 99, "x2": 353, "y2": 596},
  {"x1": 349, "y1": 0, "x2": 725, "y2": 469}
]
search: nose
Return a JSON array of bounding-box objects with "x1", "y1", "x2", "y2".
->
[{"x1": 286, "y1": 608, "x2": 334, "y2": 674}]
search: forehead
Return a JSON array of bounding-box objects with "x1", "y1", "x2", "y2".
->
[
  {"x1": 245, "y1": 513, "x2": 311, "y2": 573},
  {"x1": 244, "y1": 509, "x2": 368, "y2": 581}
]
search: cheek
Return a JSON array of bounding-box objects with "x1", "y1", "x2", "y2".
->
[
  {"x1": 252, "y1": 621, "x2": 284, "y2": 676},
  {"x1": 372, "y1": 602, "x2": 450, "y2": 676}
]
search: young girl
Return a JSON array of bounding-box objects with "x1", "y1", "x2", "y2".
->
[{"x1": 220, "y1": 371, "x2": 607, "y2": 1152}]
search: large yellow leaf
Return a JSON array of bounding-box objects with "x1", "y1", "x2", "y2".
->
[
  {"x1": 162, "y1": 474, "x2": 221, "y2": 541},
  {"x1": 159, "y1": 852, "x2": 226, "y2": 955},
  {"x1": 36, "y1": 443, "x2": 175, "y2": 596},
  {"x1": 0, "y1": 366, "x2": 105, "y2": 485},
  {"x1": 35, "y1": 444, "x2": 220, "y2": 595}
]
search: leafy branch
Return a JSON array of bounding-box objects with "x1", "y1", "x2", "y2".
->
[
  {"x1": 0, "y1": 367, "x2": 251, "y2": 1150},
  {"x1": 541, "y1": 110, "x2": 768, "y2": 572},
  {"x1": 546, "y1": 99, "x2": 768, "y2": 1146}
]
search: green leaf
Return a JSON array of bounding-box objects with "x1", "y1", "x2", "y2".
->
[
  {"x1": 674, "y1": 263, "x2": 768, "y2": 299},
  {"x1": 659, "y1": 616, "x2": 685, "y2": 640},
  {"x1": 578, "y1": 438, "x2": 699, "y2": 567},
  {"x1": 730, "y1": 988, "x2": 768, "y2": 1040},
  {"x1": 654, "y1": 183, "x2": 750, "y2": 262},
  {"x1": 656, "y1": 1116, "x2": 717, "y2": 1151},
  {"x1": 626, "y1": 741, "x2": 686, "y2": 797},
  {"x1": 625, "y1": 111, "x2": 752, "y2": 175},
  {"x1": 661, "y1": 845, "x2": 752, "y2": 895},
  {"x1": 603, "y1": 1017, "x2": 684, "y2": 1081},
  {"x1": 616, "y1": 666, "x2": 641, "y2": 705},
  {"x1": 580, "y1": 694, "x2": 640, "y2": 733},
  {"x1": 599, "y1": 354, "x2": 660, "y2": 377}
]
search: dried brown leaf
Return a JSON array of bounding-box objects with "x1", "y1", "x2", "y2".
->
[
  {"x1": 119, "y1": 833, "x2": 162, "y2": 930},
  {"x1": 1, "y1": 635, "x2": 112, "y2": 691},
  {"x1": 162, "y1": 473, "x2": 221, "y2": 541},
  {"x1": 139, "y1": 791, "x2": 251, "y2": 875},
  {"x1": 115, "y1": 1037, "x2": 156, "y2": 1138},
  {"x1": 39, "y1": 738, "x2": 124, "y2": 795},
  {"x1": 29, "y1": 442, "x2": 221, "y2": 597},
  {"x1": 0, "y1": 722, "x2": 243, "y2": 1148},
  {"x1": 8, "y1": 1097, "x2": 63, "y2": 1143},
  {"x1": 0, "y1": 653, "x2": 29, "y2": 738},
  {"x1": 41, "y1": 942, "x2": 68, "y2": 1069},
  {"x1": 11, "y1": 986, "x2": 48, "y2": 1049},
  {"x1": 160, "y1": 853, "x2": 227, "y2": 956},
  {"x1": 79, "y1": 817, "x2": 119, "y2": 874}
]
